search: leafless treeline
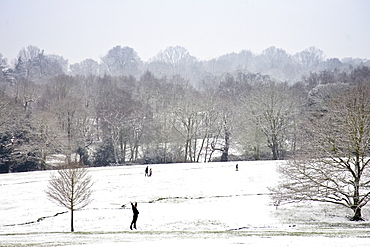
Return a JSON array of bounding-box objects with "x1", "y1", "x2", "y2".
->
[{"x1": 0, "y1": 45, "x2": 369, "y2": 172}]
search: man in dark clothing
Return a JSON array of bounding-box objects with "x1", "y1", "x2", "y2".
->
[
  {"x1": 130, "y1": 202, "x2": 139, "y2": 230},
  {"x1": 145, "y1": 166, "x2": 149, "y2": 176}
]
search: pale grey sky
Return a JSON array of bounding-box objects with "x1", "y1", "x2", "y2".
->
[{"x1": 1, "y1": 0, "x2": 370, "y2": 64}]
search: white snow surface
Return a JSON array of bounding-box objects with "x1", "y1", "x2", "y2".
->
[{"x1": 1, "y1": 161, "x2": 370, "y2": 246}]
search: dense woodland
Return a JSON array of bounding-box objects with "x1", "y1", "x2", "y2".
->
[{"x1": 1, "y1": 45, "x2": 370, "y2": 173}]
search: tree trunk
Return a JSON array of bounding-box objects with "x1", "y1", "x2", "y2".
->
[
  {"x1": 351, "y1": 177, "x2": 363, "y2": 221},
  {"x1": 184, "y1": 139, "x2": 190, "y2": 162},
  {"x1": 253, "y1": 146, "x2": 260, "y2": 160},
  {"x1": 270, "y1": 133, "x2": 279, "y2": 160},
  {"x1": 71, "y1": 209, "x2": 74, "y2": 232},
  {"x1": 197, "y1": 135, "x2": 207, "y2": 163},
  {"x1": 163, "y1": 143, "x2": 166, "y2": 163},
  {"x1": 221, "y1": 128, "x2": 229, "y2": 162},
  {"x1": 351, "y1": 206, "x2": 363, "y2": 221},
  {"x1": 119, "y1": 131, "x2": 124, "y2": 163}
]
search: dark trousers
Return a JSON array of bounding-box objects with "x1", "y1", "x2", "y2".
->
[{"x1": 130, "y1": 215, "x2": 138, "y2": 229}]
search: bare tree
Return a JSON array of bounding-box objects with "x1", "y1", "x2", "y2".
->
[
  {"x1": 0, "y1": 53, "x2": 13, "y2": 94},
  {"x1": 256, "y1": 46, "x2": 297, "y2": 81},
  {"x1": 14, "y1": 45, "x2": 67, "y2": 81},
  {"x1": 171, "y1": 91, "x2": 201, "y2": 163},
  {"x1": 101, "y1": 46, "x2": 141, "y2": 76},
  {"x1": 273, "y1": 83, "x2": 370, "y2": 221},
  {"x1": 203, "y1": 50, "x2": 254, "y2": 76},
  {"x1": 247, "y1": 80, "x2": 298, "y2": 160},
  {"x1": 70, "y1": 59, "x2": 100, "y2": 76},
  {"x1": 95, "y1": 76, "x2": 134, "y2": 163},
  {"x1": 293, "y1": 46, "x2": 325, "y2": 73},
  {"x1": 149, "y1": 46, "x2": 198, "y2": 79},
  {"x1": 46, "y1": 162, "x2": 93, "y2": 232}
]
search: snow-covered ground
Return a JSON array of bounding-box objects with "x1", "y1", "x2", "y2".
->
[{"x1": 1, "y1": 161, "x2": 370, "y2": 246}]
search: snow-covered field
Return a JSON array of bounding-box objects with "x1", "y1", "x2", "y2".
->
[{"x1": 1, "y1": 161, "x2": 370, "y2": 246}]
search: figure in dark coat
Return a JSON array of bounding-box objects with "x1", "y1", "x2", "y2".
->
[
  {"x1": 130, "y1": 202, "x2": 139, "y2": 230},
  {"x1": 145, "y1": 166, "x2": 149, "y2": 176}
]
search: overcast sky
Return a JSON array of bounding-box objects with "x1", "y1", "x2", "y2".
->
[{"x1": 1, "y1": 0, "x2": 370, "y2": 64}]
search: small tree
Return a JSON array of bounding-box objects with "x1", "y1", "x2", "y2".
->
[{"x1": 46, "y1": 162, "x2": 93, "y2": 232}]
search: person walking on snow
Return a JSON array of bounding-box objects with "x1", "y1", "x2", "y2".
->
[
  {"x1": 130, "y1": 202, "x2": 139, "y2": 230},
  {"x1": 145, "y1": 166, "x2": 149, "y2": 176}
]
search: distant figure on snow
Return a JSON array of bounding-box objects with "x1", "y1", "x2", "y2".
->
[
  {"x1": 236, "y1": 164, "x2": 239, "y2": 171},
  {"x1": 149, "y1": 168, "x2": 152, "y2": 177},
  {"x1": 130, "y1": 202, "x2": 139, "y2": 230},
  {"x1": 145, "y1": 166, "x2": 149, "y2": 176}
]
